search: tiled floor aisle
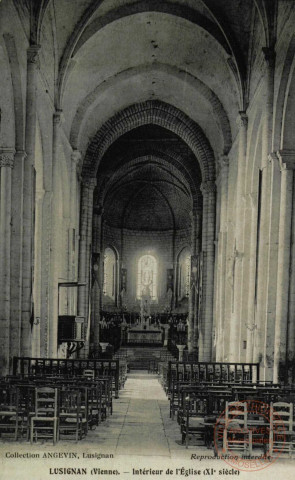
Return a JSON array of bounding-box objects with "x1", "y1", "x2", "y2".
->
[{"x1": 83, "y1": 371, "x2": 188, "y2": 458}]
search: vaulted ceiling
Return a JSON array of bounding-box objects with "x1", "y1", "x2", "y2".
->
[
  {"x1": 97, "y1": 125, "x2": 197, "y2": 231},
  {"x1": 15, "y1": 0, "x2": 277, "y2": 231}
]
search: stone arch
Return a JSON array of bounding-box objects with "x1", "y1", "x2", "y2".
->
[
  {"x1": 70, "y1": 64, "x2": 232, "y2": 155},
  {"x1": 280, "y1": 54, "x2": 295, "y2": 151},
  {"x1": 58, "y1": 1, "x2": 245, "y2": 107},
  {"x1": 273, "y1": 34, "x2": 295, "y2": 151},
  {"x1": 2, "y1": 34, "x2": 24, "y2": 150},
  {"x1": 83, "y1": 100, "x2": 216, "y2": 182}
]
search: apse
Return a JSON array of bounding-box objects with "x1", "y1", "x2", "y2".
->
[{"x1": 94, "y1": 124, "x2": 200, "y2": 314}]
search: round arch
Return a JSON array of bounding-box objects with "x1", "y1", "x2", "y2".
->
[
  {"x1": 70, "y1": 63, "x2": 232, "y2": 155},
  {"x1": 82, "y1": 100, "x2": 216, "y2": 182}
]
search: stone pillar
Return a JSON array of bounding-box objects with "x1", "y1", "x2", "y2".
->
[
  {"x1": 245, "y1": 191, "x2": 258, "y2": 363},
  {"x1": 287, "y1": 171, "x2": 295, "y2": 380},
  {"x1": 254, "y1": 47, "x2": 277, "y2": 380},
  {"x1": 0, "y1": 149, "x2": 14, "y2": 374},
  {"x1": 91, "y1": 206, "x2": 103, "y2": 349},
  {"x1": 193, "y1": 208, "x2": 202, "y2": 353},
  {"x1": 177, "y1": 344, "x2": 186, "y2": 362},
  {"x1": 77, "y1": 177, "x2": 97, "y2": 355},
  {"x1": 48, "y1": 110, "x2": 63, "y2": 357},
  {"x1": 31, "y1": 188, "x2": 45, "y2": 357},
  {"x1": 21, "y1": 44, "x2": 40, "y2": 357},
  {"x1": 188, "y1": 210, "x2": 197, "y2": 354},
  {"x1": 215, "y1": 155, "x2": 229, "y2": 361},
  {"x1": 229, "y1": 112, "x2": 248, "y2": 362},
  {"x1": 162, "y1": 324, "x2": 170, "y2": 347},
  {"x1": 70, "y1": 150, "x2": 81, "y2": 279},
  {"x1": 200, "y1": 180, "x2": 216, "y2": 361},
  {"x1": 274, "y1": 150, "x2": 295, "y2": 382},
  {"x1": 10, "y1": 151, "x2": 26, "y2": 362}
]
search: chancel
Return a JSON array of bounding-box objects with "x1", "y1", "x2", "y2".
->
[{"x1": 1, "y1": 0, "x2": 295, "y2": 463}]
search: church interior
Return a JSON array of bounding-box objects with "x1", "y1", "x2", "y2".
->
[{"x1": 1, "y1": 0, "x2": 295, "y2": 463}]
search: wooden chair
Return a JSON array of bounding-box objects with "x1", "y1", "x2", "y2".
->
[
  {"x1": 59, "y1": 390, "x2": 87, "y2": 442},
  {"x1": 30, "y1": 387, "x2": 59, "y2": 444},
  {"x1": 0, "y1": 385, "x2": 21, "y2": 441},
  {"x1": 223, "y1": 401, "x2": 252, "y2": 456},
  {"x1": 181, "y1": 392, "x2": 209, "y2": 448},
  {"x1": 269, "y1": 402, "x2": 295, "y2": 458}
]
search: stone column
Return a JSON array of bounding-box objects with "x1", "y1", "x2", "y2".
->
[
  {"x1": 177, "y1": 344, "x2": 186, "y2": 362},
  {"x1": 31, "y1": 188, "x2": 45, "y2": 357},
  {"x1": 10, "y1": 151, "x2": 26, "y2": 362},
  {"x1": 70, "y1": 150, "x2": 81, "y2": 279},
  {"x1": 274, "y1": 150, "x2": 295, "y2": 382},
  {"x1": 77, "y1": 177, "x2": 97, "y2": 355},
  {"x1": 21, "y1": 44, "x2": 40, "y2": 357},
  {"x1": 200, "y1": 180, "x2": 216, "y2": 361},
  {"x1": 245, "y1": 191, "x2": 258, "y2": 363},
  {"x1": 193, "y1": 208, "x2": 202, "y2": 353},
  {"x1": 0, "y1": 149, "x2": 14, "y2": 374},
  {"x1": 91, "y1": 205, "x2": 103, "y2": 349},
  {"x1": 287, "y1": 171, "x2": 295, "y2": 380},
  {"x1": 48, "y1": 110, "x2": 63, "y2": 357},
  {"x1": 188, "y1": 210, "x2": 197, "y2": 353},
  {"x1": 215, "y1": 155, "x2": 229, "y2": 361},
  {"x1": 254, "y1": 48, "x2": 277, "y2": 380},
  {"x1": 229, "y1": 112, "x2": 248, "y2": 362}
]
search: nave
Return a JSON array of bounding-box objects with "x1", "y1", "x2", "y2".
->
[{"x1": 4, "y1": 369, "x2": 295, "y2": 480}]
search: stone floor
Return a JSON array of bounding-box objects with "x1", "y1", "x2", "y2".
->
[{"x1": 82, "y1": 371, "x2": 189, "y2": 458}]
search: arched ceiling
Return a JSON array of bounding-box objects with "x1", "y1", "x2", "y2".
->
[
  {"x1": 28, "y1": 0, "x2": 274, "y2": 164},
  {"x1": 14, "y1": 0, "x2": 277, "y2": 232},
  {"x1": 16, "y1": 0, "x2": 276, "y2": 232},
  {"x1": 97, "y1": 125, "x2": 196, "y2": 231}
]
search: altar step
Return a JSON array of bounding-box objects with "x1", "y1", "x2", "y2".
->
[{"x1": 114, "y1": 347, "x2": 175, "y2": 370}]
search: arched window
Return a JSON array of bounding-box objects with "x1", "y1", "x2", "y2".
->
[
  {"x1": 103, "y1": 247, "x2": 116, "y2": 300},
  {"x1": 178, "y1": 248, "x2": 191, "y2": 299},
  {"x1": 137, "y1": 255, "x2": 157, "y2": 301}
]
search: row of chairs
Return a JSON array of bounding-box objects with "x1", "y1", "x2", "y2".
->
[
  {"x1": 169, "y1": 383, "x2": 295, "y2": 457},
  {"x1": 169, "y1": 380, "x2": 291, "y2": 420},
  {"x1": 0, "y1": 374, "x2": 115, "y2": 444},
  {"x1": 185, "y1": 401, "x2": 295, "y2": 458},
  {"x1": 163, "y1": 361, "x2": 260, "y2": 394}
]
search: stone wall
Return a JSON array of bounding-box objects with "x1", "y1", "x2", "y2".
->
[{"x1": 102, "y1": 223, "x2": 190, "y2": 312}]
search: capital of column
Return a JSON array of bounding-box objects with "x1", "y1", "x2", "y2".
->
[
  {"x1": 0, "y1": 148, "x2": 15, "y2": 168},
  {"x1": 217, "y1": 154, "x2": 229, "y2": 182},
  {"x1": 71, "y1": 149, "x2": 81, "y2": 165},
  {"x1": 82, "y1": 177, "x2": 97, "y2": 191},
  {"x1": 219, "y1": 154, "x2": 229, "y2": 169},
  {"x1": 200, "y1": 179, "x2": 216, "y2": 195},
  {"x1": 236, "y1": 111, "x2": 248, "y2": 129},
  {"x1": 27, "y1": 44, "x2": 41, "y2": 65},
  {"x1": 277, "y1": 149, "x2": 295, "y2": 171}
]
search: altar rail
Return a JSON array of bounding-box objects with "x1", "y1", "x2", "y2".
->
[
  {"x1": 12, "y1": 357, "x2": 121, "y2": 398},
  {"x1": 167, "y1": 361, "x2": 260, "y2": 392}
]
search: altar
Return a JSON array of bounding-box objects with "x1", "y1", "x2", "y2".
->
[{"x1": 127, "y1": 324, "x2": 162, "y2": 345}]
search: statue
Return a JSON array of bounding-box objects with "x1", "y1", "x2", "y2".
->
[{"x1": 140, "y1": 284, "x2": 151, "y2": 324}]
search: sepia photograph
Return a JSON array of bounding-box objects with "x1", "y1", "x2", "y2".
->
[{"x1": 0, "y1": 0, "x2": 295, "y2": 479}]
